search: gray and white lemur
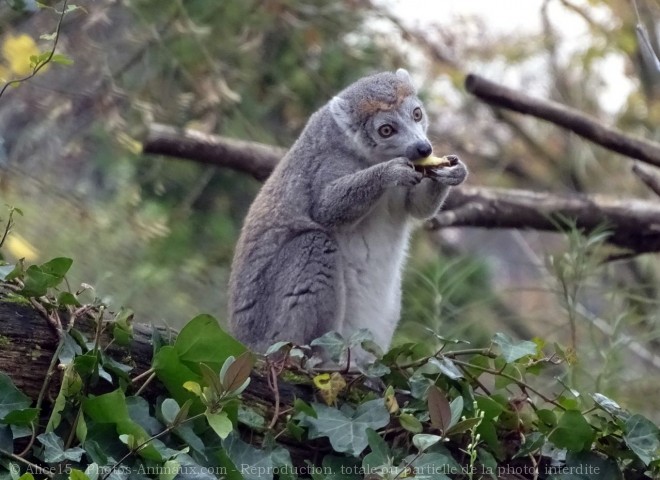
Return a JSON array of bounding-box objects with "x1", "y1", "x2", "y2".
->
[{"x1": 229, "y1": 69, "x2": 467, "y2": 353}]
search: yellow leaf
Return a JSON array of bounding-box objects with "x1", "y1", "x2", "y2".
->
[
  {"x1": 313, "y1": 372, "x2": 346, "y2": 405},
  {"x1": 183, "y1": 381, "x2": 202, "y2": 396},
  {"x1": 5, "y1": 233, "x2": 39, "y2": 262},
  {"x1": 2, "y1": 34, "x2": 40, "y2": 76}
]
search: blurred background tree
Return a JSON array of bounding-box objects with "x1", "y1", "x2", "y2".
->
[{"x1": 0, "y1": 0, "x2": 658, "y2": 418}]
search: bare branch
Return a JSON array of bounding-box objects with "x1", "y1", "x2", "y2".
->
[
  {"x1": 142, "y1": 123, "x2": 660, "y2": 255},
  {"x1": 143, "y1": 123, "x2": 285, "y2": 181},
  {"x1": 632, "y1": 162, "x2": 660, "y2": 197},
  {"x1": 433, "y1": 186, "x2": 660, "y2": 255},
  {"x1": 464, "y1": 73, "x2": 660, "y2": 168}
]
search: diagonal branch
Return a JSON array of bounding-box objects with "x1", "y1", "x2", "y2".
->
[
  {"x1": 142, "y1": 123, "x2": 660, "y2": 255},
  {"x1": 464, "y1": 73, "x2": 660, "y2": 168}
]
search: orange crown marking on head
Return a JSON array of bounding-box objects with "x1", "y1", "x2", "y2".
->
[{"x1": 356, "y1": 82, "x2": 415, "y2": 116}]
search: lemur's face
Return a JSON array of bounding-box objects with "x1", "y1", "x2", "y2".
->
[{"x1": 364, "y1": 95, "x2": 431, "y2": 164}]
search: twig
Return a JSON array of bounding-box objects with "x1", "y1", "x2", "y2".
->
[
  {"x1": 267, "y1": 363, "x2": 281, "y2": 430},
  {"x1": 0, "y1": 0, "x2": 70, "y2": 99},
  {"x1": 450, "y1": 358, "x2": 566, "y2": 410},
  {"x1": 464, "y1": 73, "x2": 660, "y2": 168},
  {"x1": 0, "y1": 448, "x2": 55, "y2": 478}
]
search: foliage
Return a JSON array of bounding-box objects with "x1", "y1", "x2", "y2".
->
[{"x1": 0, "y1": 242, "x2": 659, "y2": 479}]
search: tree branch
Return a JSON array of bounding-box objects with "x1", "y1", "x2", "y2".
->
[
  {"x1": 433, "y1": 186, "x2": 660, "y2": 255},
  {"x1": 464, "y1": 73, "x2": 660, "y2": 168},
  {"x1": 143, "y1": 123, "x2": 286, "y2": 181},
  {"x1": 142, "y1": 123, "x2": 660, "y2": 255}
]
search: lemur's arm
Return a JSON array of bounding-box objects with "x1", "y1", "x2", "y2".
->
[{"x1": 312, "y1": 158, "x2": 422, "y2": 227}]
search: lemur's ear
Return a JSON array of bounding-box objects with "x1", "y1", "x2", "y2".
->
[
  {"x1": 396, "y1": 68, "x2": 414, "y2": 87},
  {"x1": 329, "y1": 96, "x2": 353, "y2": 133}
]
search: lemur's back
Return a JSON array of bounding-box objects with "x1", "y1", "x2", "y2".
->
[{"x1": 229, "y1": 70, "x2": 468, "y2": 354}]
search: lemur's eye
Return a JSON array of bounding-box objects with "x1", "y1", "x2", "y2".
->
[
  {"x1": 413, "y1": 107, "x2": 423, "y2": 122},
  {"x1": 378, "y1": 124, "x2": 395, "y2": 138}
]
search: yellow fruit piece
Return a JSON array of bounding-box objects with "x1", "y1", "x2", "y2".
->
[{"x1": 413, "y1": 155, "x2": 451, "y2": 167}]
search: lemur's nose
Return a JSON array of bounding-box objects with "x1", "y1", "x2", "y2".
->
[
  {"x1": 408, "y1": 140, "x2": 432, "y2": 160},
  {"x1": 417, "y1": 142, "x2": 432, "y2": 158}
]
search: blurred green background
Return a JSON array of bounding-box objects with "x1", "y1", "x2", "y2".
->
[{"x1": 0, "y1": 0, "x2": 659, "y2": 418}]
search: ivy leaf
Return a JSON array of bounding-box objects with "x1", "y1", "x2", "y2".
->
[
  {"x1": 37, "y1": 432, "x2": 85, "y2": 462},
  {"x1": 449, "y1": 396, "x2": 464, "y2": 429},
  {"x1": 222, "y1": 432, "x2": 273, "y2": 480},
  {"x1": 310, "y1": 331, "x2": 346, "y2": 363},
  {"x1": 513, "y1": 431, "x2": 545, "y2": 459},
  {"x1": 302, "y1": 399, "x2": 390, "y2": 456},
  {"x1": 624, "y1": 414, "x2": 660, "y2": 466},
  {"x1": 492, "y1": 332, "x2": 537, "y2": 363},
  {"x1": 82, "y1": 389, "x2": 161, "y2": 461},
  {"x1": 363, "y1": 429, "x2": 390, "y2": 471},
  {"x1": 446, "y1": 417, "x2": 482, "y2": 437},
  {"x1": 591, "y1": 393, "x2": 626, "y2": 418},
  {"x1": 428, "y1": 357, "x2": 463, "y2": 380},
  {"x1": 0, "y1": 373, "x2": 31, "y2": 420},
  {"x1": 548, "y1": 410, "x2": 594, "y2": 452},
  {"x1": 427, "y1": 386, "x2": 452, "y2": 433},
  {"x1": 174, "y1": 314, "x2": 246, "y2": 371}
]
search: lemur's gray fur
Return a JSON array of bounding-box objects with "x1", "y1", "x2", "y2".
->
[{"x1": 229, "y1": 69, "x2": 468, "y2": 353}]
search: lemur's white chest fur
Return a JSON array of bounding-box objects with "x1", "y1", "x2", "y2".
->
[{"x1": 335, "y1": 190, "x2": 411, "y2": 350}]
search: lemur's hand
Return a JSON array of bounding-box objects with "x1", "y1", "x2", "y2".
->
[
  {"x1": 383, "y1": 157, "x2": 424, "y2": 187},
  {"x1": 426, "y1": 155, "x2": 468, "y2": 186}
]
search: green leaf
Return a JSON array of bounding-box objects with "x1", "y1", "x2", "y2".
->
[
  {"x1": 623, "y1": 414, "x2": 660, "y2": 466},
  {"x1": 68, "y1": 469, "x2": 91, "y2": 480},
  {"x1": 57, "y1": 291, "x2": 81, "y2": 307},
  {"x1": 548, "y1": 451, "x2": 623, "y2": 479},
  {"x1": 492, "y1": 332, "x2": 537, "y2": 363},
  {"x1": 112, "y1": 307, "x2": 133, "y2": 347},
  {"x1": 476, "y1": 395, "x2": 504, "y2": 421},
  {"x1": 302, "y1": 399, "x2": 390, "y2": 456},
  {"x1": 401, "y1": 452, "x2": 454, "y2": 480},
  {"x1": 222, "y1": 432, "x2": 273, "y2": 480},
  {"x1": 51, "y1": 53, "x2": 74, "y2": 65},
  {"x1": 2, "y1": 408, "x2": 38, "y2": 426},
  {"x1": 37, "y1": 432, "x2": 85, "y2": 462},
  {"x1": 428, "y1": 357, "x2": 463, "y2": 380},
  {"x1": 548, "y1": 410, "x2": 594, "y2": 452},
  {"x1": 413, "y1": 433, "x2": 441, "y2": 452},
  {"x1": 206, "y1": 411, "x2": 233, "y2": 439},
  {"x1": 238, "y1": 405, "x2": 266, "y2": 430},
  {"x1": 399, "y1": 413, "x2": 423, "y2": 433},
  {"x1": 40, "y1": 256, "x2": 73, "y2": 277},
  {"x1": 427, "y1": 386, "x2": 452, "y2": 433},
  {"x1": 591, "y1": 393, "x2": 625, "y2": 418},
  {"x1": 0, "y1": 373, "x2": 31, "y2": 420},
  {"x1": 449, "y1": 396, "x2": 464, "y2": 429},
  {"x1": 310, "y1": 331, "x2": 346, "y2": 363},
  {"x1": 161, "y1": 398, "x2": 180, "y2": 425},
  {"x1": 153, "y1": 346, "x2": 202, "y2": 406},
  {"x1": 82, "y1": 389, "x2": 161, "y2": 461},
  {"x1": 175, "y1": 314, "x2": 245, "y2": 371},
  {"x1": 363, "y1": 428, "x2": 390, "y2": 471},
  {"x1": 445, "y1": 417, "x2": 482, "y2": 436}
]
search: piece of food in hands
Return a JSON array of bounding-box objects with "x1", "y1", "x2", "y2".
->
[{"x1": 413, "y1": 154, "x2": 459, "y2": 177}]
